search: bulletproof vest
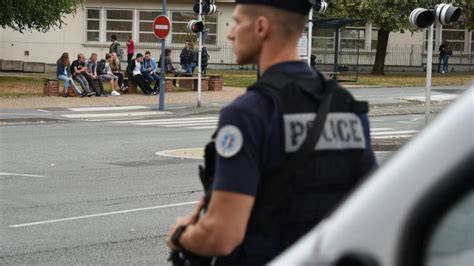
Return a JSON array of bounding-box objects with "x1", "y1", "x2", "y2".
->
[{"x1": 216, "y1": 69, "x2": 370, "y2": 266}]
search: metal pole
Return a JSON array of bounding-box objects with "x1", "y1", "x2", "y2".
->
[
  {"x1": 158, "y1": 0, "x2": 167, "y2": 111},
  {"x1": 333, "y1": 27, "x2": 340, "y2": 80},
  {"x1": 307, "y1": 9, "x2": 313, "y2": 66},
  {"x1": 425, "y1": 24, "x2": 433, "y2": 124},
  {"x1": 197, "y1": 0, "x2": 203, "y2": 107}
]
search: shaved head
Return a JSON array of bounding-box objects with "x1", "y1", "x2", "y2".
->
[{"x1": 239, "y1": 5, "x2": 307, "y2": 39}]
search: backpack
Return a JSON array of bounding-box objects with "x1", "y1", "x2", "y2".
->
[
  {"x1": 110, "y1": 42, "x2": 124, "y2": 60},
  {"x1": 117, "y1": 44, "x2": 124, "y2": 60},
  {"x1": 97, "y1": 59, "x2": 106, "y2": 75},
  {"x1": 447, "y1": 49, "x2": 453, "y2": 56}
]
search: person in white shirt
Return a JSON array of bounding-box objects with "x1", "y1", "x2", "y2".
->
[{"x1": 127, "y1": 53, "x2": 156, "y2": 95}]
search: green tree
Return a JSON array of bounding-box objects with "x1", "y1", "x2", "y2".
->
[
  {"x1": 0, "y1": 0, "x2": 80, "y2": 33},
  {"x1": 321, "y1": 0, "x2": 472, "y2": 75}
]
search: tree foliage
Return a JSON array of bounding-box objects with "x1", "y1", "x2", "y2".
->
[
  {"x1": 319, "y1": 0, "x2": 472, "y2": 74},
  {"x1": 0, "y1": 0, "x2": 80, "y2": 33}
]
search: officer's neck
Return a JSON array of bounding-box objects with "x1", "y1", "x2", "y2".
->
[{"x1": 258, "y1": 42, "x2": 300, "y2": 74}]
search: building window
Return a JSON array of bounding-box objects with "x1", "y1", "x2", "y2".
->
[
  {"x1": 139, "y1": 10, "x2": 162, "y2": 43},
  {"x1": 86, "y1": 9, "x2": 100, "y2": 42},
  {"x1": 312, "y1": 26, "x2": 366, "y2": 51},
  {"x1": 425, "y1": 20, "x2": 466, "y2": 52},
  {"x1": 340, "y1": 27, "x2": 364, "y2": 49},
  {"x1": 442, "y1": 19, "x2": 465, "y2": 52},
  {"x1": 171, "y1": 11, "x2": 217, "y2": 45},
  {"x1": 106, "y1": 9, "x2": 133, "y2": 42},
  {"x1": 312, "y1": 28, "x2": 334, "y2": 50}
]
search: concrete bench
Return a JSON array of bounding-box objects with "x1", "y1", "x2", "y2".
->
[
  {"x1": 43, "y1": 78, "x2": 103, "y2": 97},
  {"x1": 126, "y1": 74, "x2": 223, "y2": 93},
  {"x1": 321, "y1": 71, "x2": 340, "y2": 80},
  {"x1": 164, "y1": 74, "x2": 223, "y2": 91}
]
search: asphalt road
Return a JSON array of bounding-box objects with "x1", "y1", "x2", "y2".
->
[{"x1": 0, "y1": 111, "x2": 429, "y2": 264}]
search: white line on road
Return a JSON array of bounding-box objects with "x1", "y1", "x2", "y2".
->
[
  {"x1": 0, "y1": 173, "x2": 47, "y2": 177},
  {"x1": 67, "y1": 106, "x2": 150, "y2": 112},
  {"x1": 189, "y1": 126, "x2": 218, "y2": 130},
  {"x1": 111, "y1": 116, "x2": 218, "y2": 124},
  {"x1": 36, "y1": 109, "x2": 49, "y2": 113},
  {"x1": 164, "y1": 122, "x2": 218, "y2": 128},
  {"x1": 137, "y1": 119, "x2": 218, "y2": 126},
  {"x1": 371, "y1": 130, "x2": 418, "y2": 136},
  {"x1": 9, "y1": 201, "x2": 199, "y2": 228},
  {"x1": 372, "y1": 134, "x2": 415, "y2": 139},
  {"x1": 0, "y1": 172, "x2": 47, "y2": 178},
  {"x1": 61, "y1": 111, "x2": 171, "y2": 118},
  {"x1": 371, "y1": 128, "x2": 393, "y2": 132}
]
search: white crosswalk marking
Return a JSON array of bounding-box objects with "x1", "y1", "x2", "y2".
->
[
  {"x1": 110, "y1": 116, "x2": 220, "y2": 130},
  {"x1": 67, "y1": 106, "x2": 150, "y2": 112},
  {"x1": 370, "y1": 128, "x2": 419, "y2": 139},
  {"x1": 59, "y1": 105, "x2": 172, "y2": 121},
  {"x1": 108, "y1": 116, "x2": 421, "y2": 139},
  {"x1": 61, "y1": 111, "x2": 170, "y2": 119}
]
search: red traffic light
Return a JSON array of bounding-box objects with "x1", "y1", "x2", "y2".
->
[{"x1": 187, "y1": 20, "x2": 205, "y2": 33}]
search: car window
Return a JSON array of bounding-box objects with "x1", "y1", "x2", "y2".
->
[{"x1": 425, "y1": 191, "x2": 474, "y2": 266}]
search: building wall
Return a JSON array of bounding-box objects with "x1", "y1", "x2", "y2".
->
[
  {"x1": 0, "y1": 0, "x2": 236, "y2": 64},
  {"x1": 0, "y1": 0, "x2": 471, "y2": 70}
]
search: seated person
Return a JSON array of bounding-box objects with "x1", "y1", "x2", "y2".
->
[
  {"x1": 128, "y1": 53, "x2": 157, "y2": 95},
  {"x1": 87, "y1": 53, "x2": 106, "y2": 96},
  {"x1": 71, "y1": 53, "x2": 96, "y2": 97},
  {"x1": 110, "y1": 52, "x2": 127, "y2": 92},
  {"x1": 159, "y1": 48, "x2": 180, "y2": 86},
  {"x1": 98, "y1": 53, "x2": 121, "y2": 96},
  {"x1": 56, "y1": 52, "x2": 83, "y2": 97},
  {"x1": 142, "y1": 51, "x2": 160, "y2": 92}
]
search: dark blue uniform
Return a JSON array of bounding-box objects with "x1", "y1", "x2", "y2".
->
[
  {"x1": 211, "y1": 61, "x2": 376, "y2": 265},
  {"x1": 213, "y1": 61, "x2": 376, "y2": 195}
]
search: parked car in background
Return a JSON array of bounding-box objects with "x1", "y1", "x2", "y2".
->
[{"x1": 270, "y1": 88, "x2": 473, "y2": 266}]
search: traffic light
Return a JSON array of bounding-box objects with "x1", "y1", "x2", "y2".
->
[
  {"x1": 409, "y1": 8, "x2": 435, "y2": 29},
  {"x1": 435, "y1": 3, "x2": 461, "y2": 25},
  {"x1": 311, "y1": 0, "x2": 328, "y2": 14},
  {"x1": 187, "y1": 20, "x2": 205, "y2": 33},
  {"x1": 193, "y1": 0, "x2": 217, "y2": 16},
  {"x1": 410, "y1": 3, "x2": 462, "y2": 29}
]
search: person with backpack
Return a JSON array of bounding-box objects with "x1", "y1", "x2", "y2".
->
[
  {"x1": 109, "y1": 35, "x2": 124, "y2": 61},
  {"x1": 99, "y1": 53, "x2": 121, "y2": 96}
]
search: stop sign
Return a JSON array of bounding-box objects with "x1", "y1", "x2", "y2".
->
[{"x1": 153, "y1": 15, "x2": 171, "y2": 39}]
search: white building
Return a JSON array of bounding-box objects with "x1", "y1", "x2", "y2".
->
[{"x1": 0, "y1": 0, "x2": 472, "y2": 72}]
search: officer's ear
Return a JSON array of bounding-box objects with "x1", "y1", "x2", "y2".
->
[{"x1": 255, "y1": 16, "x2": 271, "y2": 40}]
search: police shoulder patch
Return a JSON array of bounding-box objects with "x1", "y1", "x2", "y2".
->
[{"x1": 215, "y1": 125, "x2": 243, "y2": 158}]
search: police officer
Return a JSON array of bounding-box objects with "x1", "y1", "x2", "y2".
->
[{"x1": 166, "y1": 1, "x2": 377, "y2": 265}]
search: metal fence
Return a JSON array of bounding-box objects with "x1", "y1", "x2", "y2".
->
[{"x1": 141, "y1": 42, "x2": 472, "y2": 68}]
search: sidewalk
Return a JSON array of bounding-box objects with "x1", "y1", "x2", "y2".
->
[
  {"x1": 0, "y1": 84, "x2": 460, "y2": 117},
  {"x1": 0, "y1": 87, "x2": 247, "y2": 109}
]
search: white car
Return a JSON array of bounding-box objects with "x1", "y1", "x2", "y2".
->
[{"x1": 271, "y1": 87, "x2": 473, "y2": 266}]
